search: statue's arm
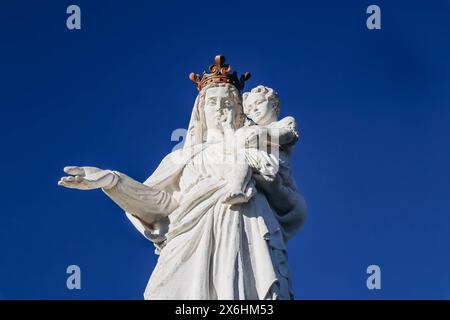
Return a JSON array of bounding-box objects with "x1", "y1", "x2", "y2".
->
[
  {"x1": 58, "y1": 166, "x2": 178, "y2": 226},
  {"x1": 245, "y1": 117, "x2": 299, "y2": 150},
  {"x1": 254, "y1": 171, "x2": 307, "y2": 222},
  {"x1": 254, "y1": 174, "x2": 298, "y2": 214},
  {"x1": 254, "y1": 173, "x2": 307, "y2": 239},
  {"x1": 269, "y1": 116, "x2": 299, "y2": 146},
  {"x1": 102, "y1": 171, "x2": 178, "y2": 225}
]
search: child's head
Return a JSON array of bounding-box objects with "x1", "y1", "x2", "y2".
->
[{"x1": 243, "y1": 85, "x2": 280, "y2": 125}]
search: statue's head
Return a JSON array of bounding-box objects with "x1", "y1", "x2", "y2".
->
[
  {"x1": 202, "y1": 83, "x2": 244, "y2": 131},
  {"x1": 243, "y1": 85, "x2": 280, "y2": 126},
  {"x1": 189, "y1": 55, "x2": 250, "y2": 131},
  {"x1": 185, "y1": 55, "x2": 250, "y2": 147}
]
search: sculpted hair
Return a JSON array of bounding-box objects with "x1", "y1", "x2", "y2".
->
[{"x1": 243, "y1": 85, "x2": 281, "y2": 116}]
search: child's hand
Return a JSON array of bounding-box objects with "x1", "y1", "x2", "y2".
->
[
  {"x1": 220, "y1": 108, "x2": 234, "y2": 130},
  {"x1": 253, "y1": 172, "x2": 282, "y2": 192}
]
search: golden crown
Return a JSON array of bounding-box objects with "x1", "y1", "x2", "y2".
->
[{"x1": 189, "y1": 55, "x2": 251, "y2": 91}]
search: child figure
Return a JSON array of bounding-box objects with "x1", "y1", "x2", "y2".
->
[{"x1": 223, "y1": 85, "x2": 299, "y2": 205}]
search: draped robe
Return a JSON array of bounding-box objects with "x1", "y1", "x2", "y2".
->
[{"x1": 104, "y1": 139, "x2": 306, "y2": 299}]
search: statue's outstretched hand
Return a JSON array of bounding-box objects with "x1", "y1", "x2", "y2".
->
[{"x1": 58, "y1": 166, "x2": 118, "y2": 190}]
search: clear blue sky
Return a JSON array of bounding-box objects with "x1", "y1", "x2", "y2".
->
[{"x1": 1, "y1": 0, "x2": 449, "y2": 299}]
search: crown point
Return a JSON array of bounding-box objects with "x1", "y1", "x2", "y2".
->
[
  {"x1": 215, "y1": 55, "x2": 225, "y2": 65},
  {"x1": 189, "y1": 55, "x2": 250, "y2": 91},
  {"x1": 241, "y1": 72, "x2": 251, "y2": 82}
]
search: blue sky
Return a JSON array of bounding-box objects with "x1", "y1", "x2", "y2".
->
[{"x1": 0, "y1": 0, "x2": 449, "y2": 299}]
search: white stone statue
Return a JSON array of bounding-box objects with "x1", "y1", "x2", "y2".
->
[
  {"x1": 222, "y1": 85, "x2": 299, "y2": 205},
  {"x1": 58, "y1": 55, "x2": 307, "y2": 300}
]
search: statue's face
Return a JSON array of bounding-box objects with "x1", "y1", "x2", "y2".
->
[
  {"x1": 204, "y1": 86, "x2": 237, "y2": 130},
  {"x1": 244, "y1": 92, "x2": 276, "y2": 125}
]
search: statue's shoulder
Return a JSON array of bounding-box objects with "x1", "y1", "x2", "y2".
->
[{"x1": 144, "y1": 144, "x2": 206, "y2": 187}]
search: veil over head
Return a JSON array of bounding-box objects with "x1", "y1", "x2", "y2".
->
[
  {"x1": 183, "y1": 83, "x2": 245, "y2": 149},
  {"x1": 184, "y1": 94, "x2": 206, "y2": 149}
]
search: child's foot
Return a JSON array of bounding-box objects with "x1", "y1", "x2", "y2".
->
[{"x1": 223, "y1": 189, "x2": 249, "y2": 205}]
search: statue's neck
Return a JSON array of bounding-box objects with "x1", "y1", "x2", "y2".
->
[{"x1": 206, "y1": 129, "x2": 224, "y2": 143}]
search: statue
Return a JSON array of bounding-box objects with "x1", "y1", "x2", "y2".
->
[{"x1": 58, "y1": 55, "x2": 307, "y2": 300}]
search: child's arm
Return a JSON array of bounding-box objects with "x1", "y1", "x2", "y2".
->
[{"x1": 268, "y1": 116, "x2": 299, "y2": 146}]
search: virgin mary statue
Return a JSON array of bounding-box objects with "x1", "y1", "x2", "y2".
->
[{"x1": 58, "y1": 55, "x2": 307, "y2": 300}]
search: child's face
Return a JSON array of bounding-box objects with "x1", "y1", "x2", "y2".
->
[{"x1": 244, "y1": 93, "x2": 277, "y2": 125}]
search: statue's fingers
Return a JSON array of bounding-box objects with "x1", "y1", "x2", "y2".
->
[
  {"x1": 58, "y1": 180, "x2": 82, "y2": 189},
  {"x1": 58, "y1": 178, "x2": 73, "y2": 187},
  {"x1": 60, "y1": 176, "x2": 83, "y2": 185},
  {"x1": 82, "y1": 167, "x2": 103, "y2": 175},
  {"x1": 63, "y1": 176, "x2": 76, "y2": 182},
  {"x1": 64, "y1": 166, "x2": 85, "y2": 176},
  {"x1": 252, "y1": 173, "x2": 266, "y2": 183},
  {"x1": 58, "y1": 176, "x2": 87, "y2": 189}
]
